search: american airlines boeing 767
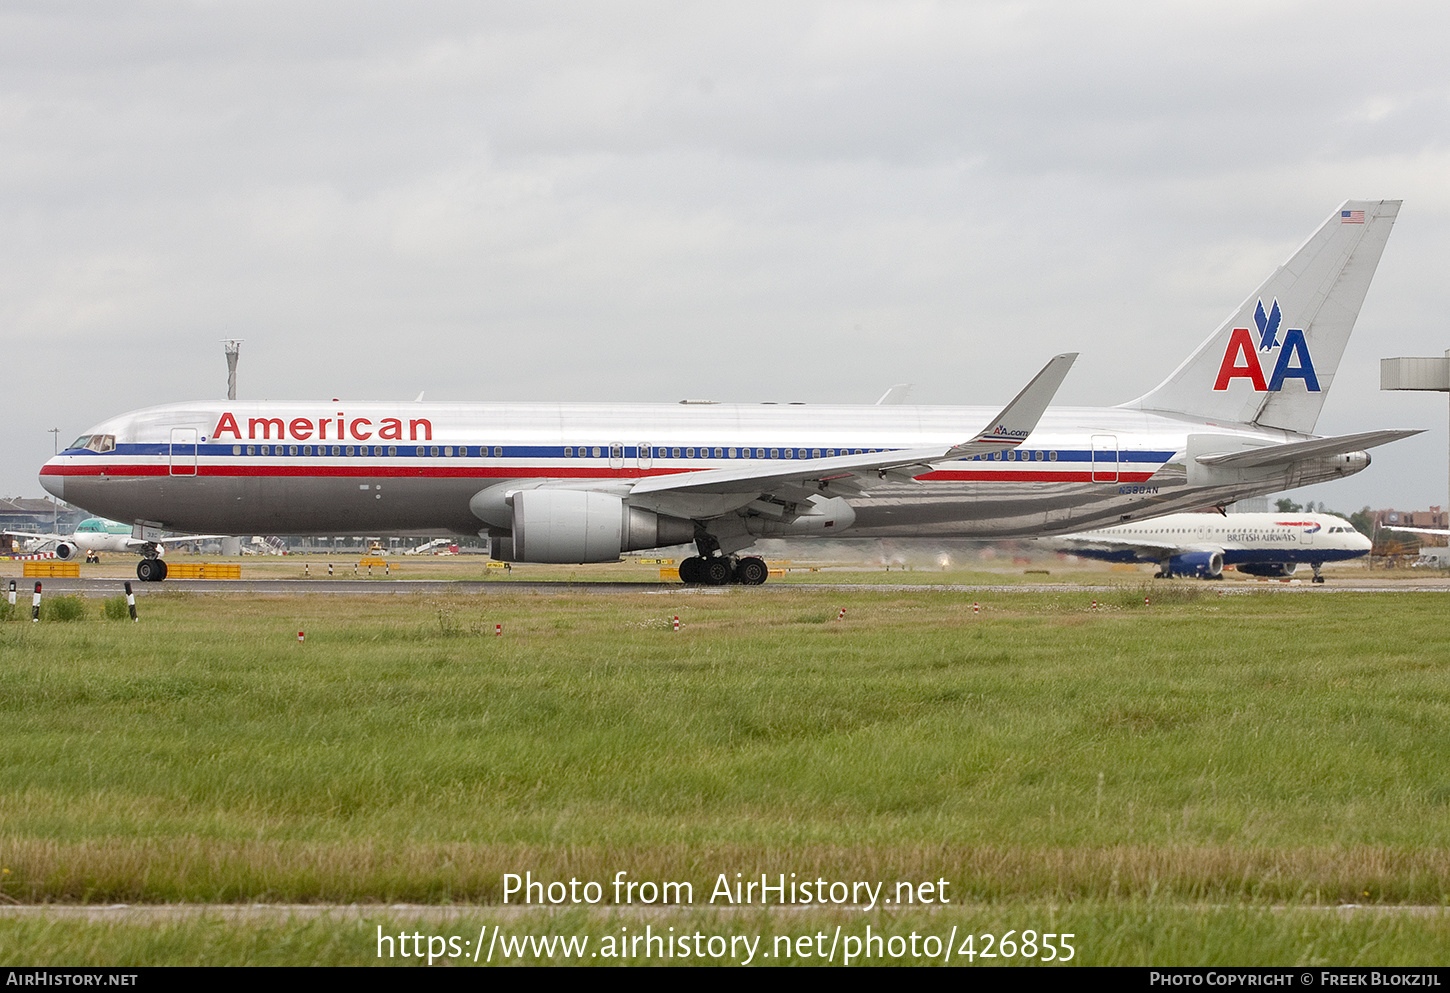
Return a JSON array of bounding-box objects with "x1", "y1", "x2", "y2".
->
[{"x1": 41, "y1": 200, "x2": 1418, "y2": 583}]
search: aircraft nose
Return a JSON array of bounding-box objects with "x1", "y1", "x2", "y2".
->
[{"x1": 39, "y1": 462, "x2": 64, "y2": 502}]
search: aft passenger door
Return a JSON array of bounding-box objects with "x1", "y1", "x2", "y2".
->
[
  {"x1": 169, "y1": 427, "x2": 198, "y2": 476},
  {"x1": 1091, "y1": 434, "x2": 1118, "y2": 483}
]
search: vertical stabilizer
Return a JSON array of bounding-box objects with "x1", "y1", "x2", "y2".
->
[{"x1": 1125, "y1": 200, "x2": 1400, "y2": 434}]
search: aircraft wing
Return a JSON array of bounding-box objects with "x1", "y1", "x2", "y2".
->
[
  {"x1": 2, "y1": 530, "x2": 59, "y2": 542},
  {"x1": 1058, "y1": 534, "x2": 1179, "y2": 557},
  {"x1": 1193, "y1": 429, "x2": 1421, "y2": 470},
  {"x1": 2, "y1": 530, "x2": 63, "y2": 551},
  {"x1": 1380, "y1": 524, "x2": 1450, "y2": 536},
  {"x1": 1057, "y1": 535, "x2": 1226, "y2": 563},
  {"x1": 629, "y1": 353, "x2": 1077, "y2": 499},
  {"x1": 147, "y1": 534, "x2": 231, "y2": 548}
]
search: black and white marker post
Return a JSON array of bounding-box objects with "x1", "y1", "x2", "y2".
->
[
  {"x1": 124, "y1": 581, "x2": 138, "y2": 622},
  {"x1": 31, "y1": 582, "x2": 41, "y2": 622},
  {"x1": 7, "y1": 580, "x2": 14, "y2": 608}
]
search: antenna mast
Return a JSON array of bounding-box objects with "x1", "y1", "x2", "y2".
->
[{"x1": 222, "y1": 339, "x2": 244, "y2": 400}]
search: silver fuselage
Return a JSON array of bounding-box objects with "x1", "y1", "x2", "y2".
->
[{"x1": 39, "y1": 400, "x2": 1368, "y2": 542}]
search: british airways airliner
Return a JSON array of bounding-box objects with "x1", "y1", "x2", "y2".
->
[
  {"x1": 1055, "y1": 512, "x2": 1371, "y2": 582},
  {"x1": 40, "y1": 200, "x2": 1418, "y2": 584}
]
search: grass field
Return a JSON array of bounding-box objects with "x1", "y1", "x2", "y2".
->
[
  {"x1": 1, "y1": 585, "x2": 1448, "y2": 964},
  {"x1": 0, "y1": 546, "x2": 1400, "y2": 586}
]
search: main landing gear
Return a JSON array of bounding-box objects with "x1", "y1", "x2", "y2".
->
[
  {"x1": 136, "y1": 558, "x2": 168, "y2": 582},
  {"x1": 677, "y1": 529, "x2": 769, "y2": 586},
  {"x1": 678, "y1": 555, "x2": 769, "y2": 586}
]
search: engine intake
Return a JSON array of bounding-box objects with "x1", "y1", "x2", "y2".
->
[{"x1": 53, "y1": 541, "x2": 80, "y2": 561}]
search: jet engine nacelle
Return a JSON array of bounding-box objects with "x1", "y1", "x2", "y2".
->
[
  {"x1": 1167, "y1": 550, "x2": 1223, "y2": 578},
  {"x1": 1236, "y1": 561, "x2": 1297, "y2": 578},
  {"x1": 490, "y1": 488, "x2": 695, "y2": 563},
  {"x1": 53, "y1": 541, "x2": 80, "y2": 561}
]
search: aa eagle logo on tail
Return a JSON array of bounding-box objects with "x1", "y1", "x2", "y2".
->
[{"x1": 1212, "y1": 298, "x2": 1320, "y2": 393}]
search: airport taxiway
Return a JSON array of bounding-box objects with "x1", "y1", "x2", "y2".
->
[{"x1": 11, "y1": 577, "x2": 1450, "y2": 597}]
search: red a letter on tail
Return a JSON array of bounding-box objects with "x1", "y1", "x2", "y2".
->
[{"x1": 1212, "y1": 329, "x2": 1268, "y2": 391}]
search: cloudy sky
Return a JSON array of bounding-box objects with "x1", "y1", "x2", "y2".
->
[{"x1": 4, "y1": 0, "x2": 1449, "y2": 513}]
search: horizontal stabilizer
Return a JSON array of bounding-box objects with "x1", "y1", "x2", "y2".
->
[{"x1": 1194, "y1": 429, "x2": 1420, "y2": 470}]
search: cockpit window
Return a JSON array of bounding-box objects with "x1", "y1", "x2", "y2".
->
[{"x1": 70, "y1": 434, "x2": 116, "y2": 453}]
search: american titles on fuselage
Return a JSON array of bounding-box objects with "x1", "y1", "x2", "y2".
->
[{"x1": 212, "y1": 412, "x2": 434, "y2": 443}]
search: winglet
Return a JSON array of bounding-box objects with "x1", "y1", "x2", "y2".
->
[{"x1": 945, "y1": 353, "x2": 1077, "y2": 458}]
